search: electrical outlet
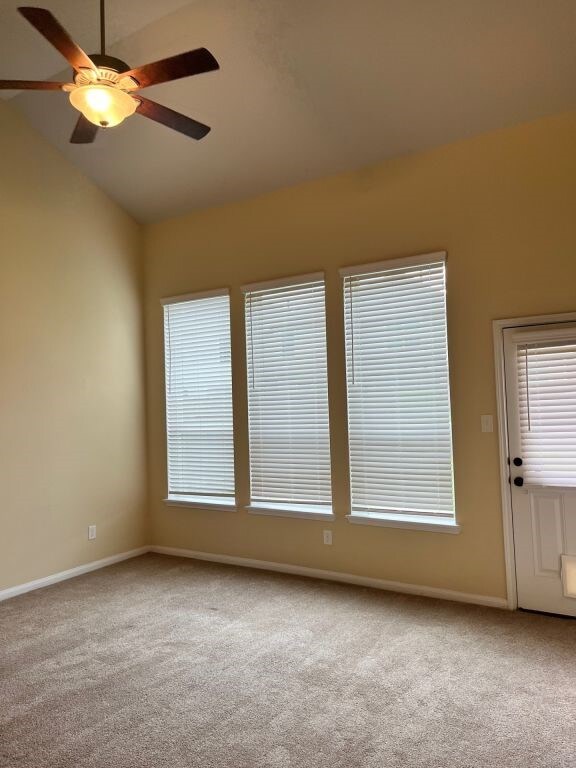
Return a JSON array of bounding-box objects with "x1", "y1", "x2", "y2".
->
[
  {"x1": 88, "y1": 525, "x2": 97, "y2": 540},
  {"x1": 323, "y1": 529, "x2": 332, "y2": 545},
  {"x1": 481, "y1": 415, "x2": 494, "y2": 433}
]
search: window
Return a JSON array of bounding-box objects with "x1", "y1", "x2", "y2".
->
[
  {"x1": 342, "y1": 253, "x2": 455, "y2": 525},
  {"x1": 516, "y1": 334, "x2": 576, "y2": 487},
  {"x1": 243, "y1": 274, "x2": 332, "y2": 517},
  {"x1": 162, "y1": 289, "x2": 235, "y2": 508}
]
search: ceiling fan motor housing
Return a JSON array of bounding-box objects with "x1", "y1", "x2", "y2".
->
[{"x1": 88, "y1": 54, "x2": 131, "y2": 75}]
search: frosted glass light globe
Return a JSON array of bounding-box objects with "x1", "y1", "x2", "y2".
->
[{"x1": 69, "y1": 85, "x2": 137, "y2": 128}]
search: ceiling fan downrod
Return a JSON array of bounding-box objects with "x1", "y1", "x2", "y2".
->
[
  {"x1": 91, "y1": 0, "x2": 129, "y2": 77},
  {"x1": 100, "y1": 0, "x2": 105, "y2": 55}
]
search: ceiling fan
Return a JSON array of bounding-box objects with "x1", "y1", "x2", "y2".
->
[{"x1": 0, "y1": 3, "x2": 219, "y2": 143}]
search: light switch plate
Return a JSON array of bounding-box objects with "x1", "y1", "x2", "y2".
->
[{"x1": 481, "y1": 415, "x2": 494, "y2": 433}]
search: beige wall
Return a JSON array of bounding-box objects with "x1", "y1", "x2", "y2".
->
[
  {"x1": 144, "y1": 109, "x2": 576, "y2": 600},
  {"x1": 0, "y1": 100, "x2": 148, "y2": 591},
  {"x1": 12, "y1": 95, "x2": 575, "y2": 602}
]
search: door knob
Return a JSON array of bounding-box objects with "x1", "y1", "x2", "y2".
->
[
  {"x1": 513, "y1": 477, "x2": 524, "y2": 487},
  {"x1": 513, "y1": 457, "x2": 523, "y2": 466}
]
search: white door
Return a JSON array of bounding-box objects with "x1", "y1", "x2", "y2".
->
[{"x1": 504, "y1": 323, "x2": 576, "y2": 616}]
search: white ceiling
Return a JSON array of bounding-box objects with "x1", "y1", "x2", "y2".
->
[{"x1": 2, "y1": 0, "x2": 576, "y2": 222}]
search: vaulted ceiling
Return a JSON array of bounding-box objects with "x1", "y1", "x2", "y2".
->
[{"x1": 2, "y1": 0, "x2": 576, "y2": 222}]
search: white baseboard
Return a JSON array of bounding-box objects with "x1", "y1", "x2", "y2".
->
[
  {"x1": 0, "y1": 544, "x2": 509, "y2": 610},
  {"x1": 0, "y1": 547, "x2": 149, "y2": 603},
  {"x1": 150, "y1": 545, "x2": 509, "y2": 609}
]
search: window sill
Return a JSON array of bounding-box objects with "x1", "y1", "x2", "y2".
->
[
  {"x1": 247, "y1": 504, "x2": 335, "y2": 521},
  {"x1": 347, "y1": 512, "x2": 460, "y2": 534},
  {"x1": 165, "y1": 496, "x2": 237, "y2": 512}
]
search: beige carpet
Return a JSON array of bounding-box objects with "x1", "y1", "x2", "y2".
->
[{"x1": 1, "y1": 554, "x2": 575, "y2": 768}]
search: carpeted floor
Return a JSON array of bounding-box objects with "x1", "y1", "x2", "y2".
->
[{"x1": 1, "y1": 554, "x2": 575, "y2": 768}]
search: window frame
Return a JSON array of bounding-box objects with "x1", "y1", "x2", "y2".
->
[
  {"x1": 161, "y1": 287, "x2": 237, "y2": 510},
  {"x1": 241, "y1": 272, "x2": 334, "y2": 519},
  {"x1": 340, "y1": 252, "x2": 459, "y2": 534}
]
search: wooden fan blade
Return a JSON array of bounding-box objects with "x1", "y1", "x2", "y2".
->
[
  {"x1": 135, "y1": 96, "x2": 210, "y2": 139},
  {"x1": 18, "y1": 7, "x2": 95, "y2": 72},
  {"x1": 70, "y1": 115, "x2": 98, "y2": 144},
  {"x1": 125, "y1": 48, "x2": 219, "y2": 89},
  {"x1": 136, "y1": 96, "x2": 210, "y2": 140},
  {"x1": 0, "y1": 79, "x2": 65, "y2": 90}
]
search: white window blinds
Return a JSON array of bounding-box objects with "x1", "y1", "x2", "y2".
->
[
  {"x1": 342, "y1": 254, "x2": 455, "y2": 519},
  {"x1": 243, "y1": 274, "x2": 332, "y2": 513},
  {"x1": 163, "y1": 290, "x2": 235, "y2": 506},
  {"x1": 516, "y1": 338, "x2": 576, "y2": 487}
]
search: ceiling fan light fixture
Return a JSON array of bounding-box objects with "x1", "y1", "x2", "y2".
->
[
  {"x1": 1, "y1": 6, "x2": 219, "y2": 142},
  {"x1": 69, "y1": 84, "x2": 137, "y2": 128}
]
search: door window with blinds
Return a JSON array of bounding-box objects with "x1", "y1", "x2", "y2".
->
[
  {"x1": 514, "y1": 328, "x2": 576, "y2": 487},
  {"x1": 162, "y1": 290, "x2": 235, "y2": 507},
  {"x1": 243, "y1": 274, "x2": 332, "y2": 515},
  {"x1": 342, "y1": 253, "x2": 455, "y2": 522}
]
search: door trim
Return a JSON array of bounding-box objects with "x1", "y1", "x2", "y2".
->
[{"x1": 492, "y1": 311, "x2": 576, "y2": 610}]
